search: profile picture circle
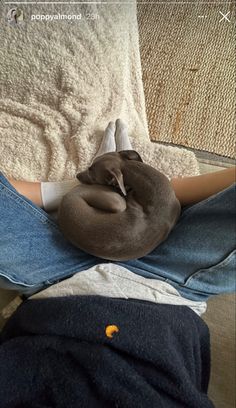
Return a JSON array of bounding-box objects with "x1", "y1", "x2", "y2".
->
[{"x1": 7, "y1": 7, "x2": 24, "y2": 24}]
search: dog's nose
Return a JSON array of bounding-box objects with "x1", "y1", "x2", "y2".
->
[
  {"x1": 77, "y1": 173, "x2": 84, "y2": 181},
  {"x1": 77, "y1": 171, "x2": 92, "y2": 184},
  {"x1": 76, "y1": 172, "x2": 86, "y2": 182}
]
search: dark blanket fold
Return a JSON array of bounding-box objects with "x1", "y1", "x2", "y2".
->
[{"x1": 0, "y1": 295, "x2": 214, "y2": 408}]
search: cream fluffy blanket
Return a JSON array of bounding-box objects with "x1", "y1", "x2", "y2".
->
[{"x1": 0, "y1": 2, "x2": 199, "y2": 181}]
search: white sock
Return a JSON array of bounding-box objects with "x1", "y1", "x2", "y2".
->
[
  {"x1": 115, "y1": 118, "x2": 133, "y2": 151},
  {"x1": 41, "y1": 179, "x2": 80, "y2": 212},
  {"x1": 93, "y1": 121, "x2": 116, "y2": 160}
]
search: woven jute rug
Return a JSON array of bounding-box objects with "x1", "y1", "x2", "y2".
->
[{"x1": 138, "y1": 3, "x2": 235, "y2": 158}]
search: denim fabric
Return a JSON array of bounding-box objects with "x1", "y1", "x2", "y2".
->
[
  {"x1": 117, "y1": 184, "x2": 236, "y2": 301},
  {"x1": 0, "y1": 171, "x2": 235, "y2": 301}
]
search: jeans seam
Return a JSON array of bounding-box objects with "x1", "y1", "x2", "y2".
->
[
  {"x1": 0, "y1": 263, "x2": 87, "y2": 287},
  {"x1": 183, "y1": 184, "x2": 235, "y2": 213},
  {"x1": 184, "y1": 250, "x2": 236, "y2": 286},
  {"x1": 0, "y1": 269, "x2": 37, "y2": 287},
  {"x1": 177, "y1": 283, "x2": 214, "y2": 296},
  {"x1": 170, "y1": 184, "x2": 236, "y2": 234},
  {"x1": 0, "y1": 179, "x2": 59, "y2": 230}
]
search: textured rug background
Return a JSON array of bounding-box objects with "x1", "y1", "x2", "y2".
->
[
  {"x1": 138, "y1": 3, "x2": 235, "y2": 158},
  {"x1": 0, "y1": 2, "x2": 199, "y2": 181}
]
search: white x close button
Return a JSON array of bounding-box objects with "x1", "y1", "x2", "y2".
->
[{"x1": 219, "y1": 11, "x2": 231, "y2": 22}]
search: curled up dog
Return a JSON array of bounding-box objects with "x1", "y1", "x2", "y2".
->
[{"x1": 58, "y1": 122, "x2": 181, "y2": 261}]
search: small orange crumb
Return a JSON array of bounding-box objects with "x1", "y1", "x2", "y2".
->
[{"x1": 105, "y1": 325, "x2": 119, "y2": 338}]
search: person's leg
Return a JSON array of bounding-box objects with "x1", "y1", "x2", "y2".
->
[
  {"x1": 0, "y1": 170, "x2": 101, "y2": 296},
  {"x1": 8, "y1": 120, "x2": 128, "y2": 213},
  {"x1": 7, "y1": 179, "x2": 43, "y2": 207},
  {"x1": 93, "y1": 121, "x2": 116, "y2": 160},
  {"x1": 0, "y1": 123, "x2": 119, "y2": 295},
  {"x1": 171, "y1": 166, "x2": 235, "y2": 206},
  {"x1": 117, "y1": 184, "x2": 236, "y2": 302},
  {"x1": 115, "y1": 118, "x2": 133, "y2": 151}
]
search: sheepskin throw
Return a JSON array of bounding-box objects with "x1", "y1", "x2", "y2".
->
[{"x1": 0, "y1": 2, "x2": 199, "y2": 181}]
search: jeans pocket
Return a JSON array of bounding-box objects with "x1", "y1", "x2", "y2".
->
[{"x1": 183, "y1": 250, "x2": 236, "y2": 296}]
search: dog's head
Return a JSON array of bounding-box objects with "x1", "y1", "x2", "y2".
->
[{"x1": 77, "y1": 150, "x2": 142, "y2": 196}]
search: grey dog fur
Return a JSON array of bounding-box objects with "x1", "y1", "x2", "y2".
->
[{"x1": 58, "y1": 150, "x2": 181, "y2": 261}]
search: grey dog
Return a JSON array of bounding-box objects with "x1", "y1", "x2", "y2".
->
[{"x1": 58, "y1": 150, "x2": 181, "y2": 261}]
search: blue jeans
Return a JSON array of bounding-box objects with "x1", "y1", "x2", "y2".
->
[{"x1": 0, "y1": 171, "x2": 235, "y2": 301}]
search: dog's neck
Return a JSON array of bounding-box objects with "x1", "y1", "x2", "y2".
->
[{"x1": 121, "y1": 160, "x2": 160, "y2": 208}]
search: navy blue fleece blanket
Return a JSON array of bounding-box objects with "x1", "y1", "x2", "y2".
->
[{"x1": 0, "y1": 295, "x2": 214, "y2": 407}]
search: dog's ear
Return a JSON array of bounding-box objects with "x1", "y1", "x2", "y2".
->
[
  {"x1": 107, "y1": 168, "x2": 127, "y2": 196},
  {"x1": 118, "y1": 150, "x2": 143, "y2": 162}
]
